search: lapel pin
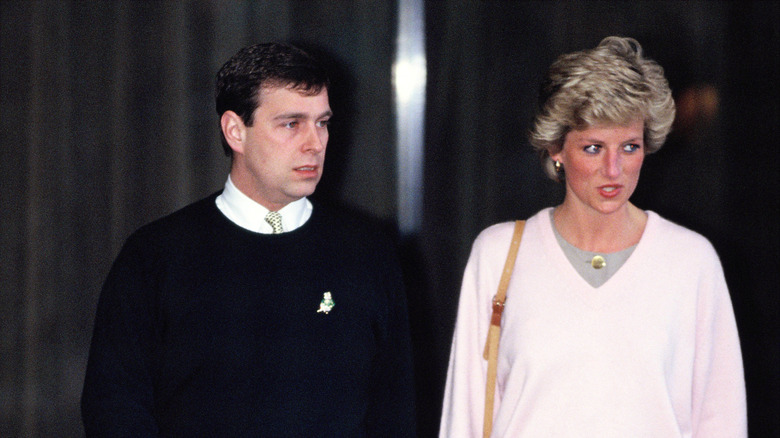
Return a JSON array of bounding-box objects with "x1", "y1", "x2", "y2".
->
[{"x1": 317, "y1": 292, "x2": 335, "y2": 314}]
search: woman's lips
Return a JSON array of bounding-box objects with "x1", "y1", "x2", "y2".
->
[{"x1": 598, "y1": 185, "x2": 623, "y2": 198}]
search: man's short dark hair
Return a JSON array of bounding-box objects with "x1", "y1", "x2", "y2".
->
[{"x1": 215, "y1": 43, "x2": 330, "y2": 157}]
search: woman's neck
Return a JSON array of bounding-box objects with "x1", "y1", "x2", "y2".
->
[{"x1": 553, "y1": 202, "x2": 647, "y2": 253}]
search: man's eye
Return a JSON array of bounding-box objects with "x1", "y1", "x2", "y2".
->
[
  {"x1": 316, "y1": 119, "x2": 330, "y2": 128},
  {"x1": 284, "y1": 121, "x2": 298, "y2": 128}
]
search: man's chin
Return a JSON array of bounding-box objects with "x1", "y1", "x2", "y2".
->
[{"x1": 287, "y1": 184, "x2": 319, "y2": 201}]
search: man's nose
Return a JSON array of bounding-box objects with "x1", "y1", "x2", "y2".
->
[{"x1": 303, "y1": 123, "x2": 326, "y2": 152}]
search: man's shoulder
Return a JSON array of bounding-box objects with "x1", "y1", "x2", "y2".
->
[
  {"x1": 313, "y1": 200, "x2": 397, "y2": 240},
  {"x1": 316, "y1": 205, "x2": 379, "y2": 230},
  {"x1": 130, "y1": 192, "x2": 222, "y2": 244}
]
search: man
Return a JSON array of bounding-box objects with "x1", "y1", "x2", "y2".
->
[{"x1": 82, "y1": 43, "x2": 416, "y2": 437}]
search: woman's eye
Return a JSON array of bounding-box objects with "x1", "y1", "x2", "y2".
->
[
  {"x1": 584, "y1": 144, "x2": 600, "y2": 154},
  {"x1": 623, "y1": 143, "x2": 641, "y2": 152}
]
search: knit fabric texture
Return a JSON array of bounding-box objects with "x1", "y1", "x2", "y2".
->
[
  {"x1": 440, "y1": 208, "x2": 746, "y2": 438},
  {"x1": 82, "y1": 193, "x2": 416, "y2": 437}
]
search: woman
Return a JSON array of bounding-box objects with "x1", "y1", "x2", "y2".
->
[{"x1": 439, "y1": 37, "x2": 746, "y2": 437}]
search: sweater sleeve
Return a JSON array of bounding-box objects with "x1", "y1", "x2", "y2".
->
[
  {"x1": 691, "y1": 245, "x2": 747, "y2": 438},
  {"x1": 439, "y1": 226, "x2": 508, "y2": 438},
  {"x1": 364, "y1": 239, "x2": 418, "y2": 437},
  {"x1": 81, "y1": 231, "x2": 161, "y2": 437}
]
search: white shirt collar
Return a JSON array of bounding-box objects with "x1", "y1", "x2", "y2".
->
[{"x1": 215, "y1": 175, "x2": 312, "y2": 234}]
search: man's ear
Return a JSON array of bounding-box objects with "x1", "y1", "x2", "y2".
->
[{"x1": 221, "y1": 111, "x2": 246, "y2": 155}]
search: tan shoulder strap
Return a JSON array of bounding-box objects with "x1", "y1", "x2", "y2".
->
[{"x1": 483, "y1": 220, "x2": 525, "y2": 438}]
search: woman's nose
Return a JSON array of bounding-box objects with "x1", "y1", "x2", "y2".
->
[{"x1": 603, "y1": 150, "x2": 621, "y2": 178}]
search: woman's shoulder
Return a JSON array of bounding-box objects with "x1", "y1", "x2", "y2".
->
[
  {"x1": 645, "y1": 211, "x2": 719, "y2": 258},
  {"x1": 472, "y1": 209, "x2": 550, "y2": 249},
  {"x1": 476, "y1": 221, "x2": 519, "y2": 242},
  {"x1": 647, "y1": 211, "x2": 708, "y2": 241}
]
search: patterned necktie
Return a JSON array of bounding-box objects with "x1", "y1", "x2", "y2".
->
[{"x1": 265, "y1": 211, "x2": 284, "y2": 234}]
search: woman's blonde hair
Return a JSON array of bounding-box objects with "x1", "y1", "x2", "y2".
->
[{"x1": 529, "y1": 36, "x2": 676, "y2": 180}]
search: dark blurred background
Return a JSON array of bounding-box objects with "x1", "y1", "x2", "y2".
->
[{"x1": 1, "y1": 1, "x2": 777, "y2": 437}]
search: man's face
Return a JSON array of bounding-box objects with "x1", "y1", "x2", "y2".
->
[{"x1": 230, "y1": 86, "x2": 332, "y2": 211}]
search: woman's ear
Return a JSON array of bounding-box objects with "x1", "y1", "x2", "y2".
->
[{"x1": 220, "y1": 111, "x2": 246, "y2": 155}]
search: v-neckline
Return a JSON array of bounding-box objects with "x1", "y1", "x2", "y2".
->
[
  {"x1": 540, "y1": 208, "x2": 652, "y2": 297},
  {"x1": 549, "y1": 210, "x2": 638, "y2": 288}
]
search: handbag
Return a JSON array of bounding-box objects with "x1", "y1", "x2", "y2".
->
[{"x1": 482, "y1": 220, "x2": 525, "y2": 438}]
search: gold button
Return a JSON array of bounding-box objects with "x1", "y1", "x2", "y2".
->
[{"x1": 591, "y1": 255, "x2": 606, "y2": 269}]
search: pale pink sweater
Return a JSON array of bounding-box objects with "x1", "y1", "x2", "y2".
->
[{"x1": 440, "y1": 208, "x2": 746, "y2": 437}]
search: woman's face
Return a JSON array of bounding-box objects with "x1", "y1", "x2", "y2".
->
[{"x1": 551, "y1": 119, "x2": 645, "y2": 216}]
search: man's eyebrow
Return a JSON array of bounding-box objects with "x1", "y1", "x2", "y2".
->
[
  {"x1": 273, "y1": 112, "x2": 305, "y2": 120},
  {"x1": 273, "y1": 110, "x2": 333, "y2": 120}
]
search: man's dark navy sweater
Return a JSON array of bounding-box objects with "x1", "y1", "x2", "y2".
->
[{"x1": 82, "y1": 193, "x2": 416, "y2": 437}]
